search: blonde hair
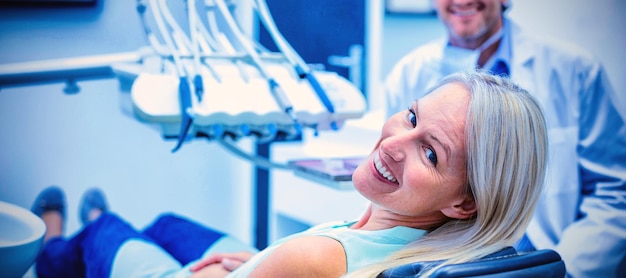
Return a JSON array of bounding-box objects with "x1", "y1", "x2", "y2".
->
[{"x1": 347, "y1": 71, "x2": 548, "y2": 277}]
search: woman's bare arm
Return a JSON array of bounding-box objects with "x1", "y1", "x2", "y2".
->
[{"x1": 248, "y1": 236, "x2": 347, "y2": 277}]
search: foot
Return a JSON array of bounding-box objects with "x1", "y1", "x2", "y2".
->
[
  {"x1": 31, "y1": 186, "x2": 66, "y2": 218},
  {"x1": 31, "y1": 186, "x2": 66, "y2": 242},
  {"x1": 79, "y1": 188, "x2": 109, "y2": 225}
]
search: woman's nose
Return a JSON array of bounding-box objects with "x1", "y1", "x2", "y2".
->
[{"x1": 379, "y1": 131, "x2": 415, "y2": 162}]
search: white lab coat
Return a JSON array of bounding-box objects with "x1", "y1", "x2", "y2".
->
[{"x1": 384, "y1": 18, "x2": 626, "y2": 277}]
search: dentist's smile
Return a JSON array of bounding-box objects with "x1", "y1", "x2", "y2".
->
[{"x1": 449, "y1": 2, "x2": 485, "y2": 18}]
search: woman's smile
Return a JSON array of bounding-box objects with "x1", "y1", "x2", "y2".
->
[{"x1": 374, "y1": 152, "x2": 398, "y2": 184}]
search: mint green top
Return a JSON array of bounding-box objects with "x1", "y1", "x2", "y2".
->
[{"x1": 227, "y1": 220, "x2": 426, "y2": 277}]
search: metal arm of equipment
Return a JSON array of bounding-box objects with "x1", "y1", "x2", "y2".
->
[{"x1": 0, "y1": 51, "x2": 142, "y2": 89}]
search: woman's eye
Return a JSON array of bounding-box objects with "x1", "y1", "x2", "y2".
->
[
  {"x1": 408, "y1": 109, "x2": 417, "y2": 127},
  {"x1": 407, "y1": 108, "x2": 436, "y2": 165},
  {"x1": 425, "y1": 148, "x2": 438, "y2": 165}
]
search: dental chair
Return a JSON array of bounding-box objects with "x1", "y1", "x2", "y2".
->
[{"x1": 377, "y1": 247, "x2": 566, "y2": 277}]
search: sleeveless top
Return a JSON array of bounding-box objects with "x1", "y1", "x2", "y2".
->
[{"x1": 227, "y1": 220, "x2": 426, "y2": 277}]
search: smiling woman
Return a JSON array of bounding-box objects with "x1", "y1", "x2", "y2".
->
[
  {"x1": 348, "y1": 69, "x2": 548, "y2": 277},
  {"x1": 352, "y1": 82, "x2": 472, "y2": 231},
  {"x1": 29, "y1": 70, "x2": 548, "y2": 278}
]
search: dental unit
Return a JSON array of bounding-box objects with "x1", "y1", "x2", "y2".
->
[
  {"x1": 0, "y1": 0, "x2": 367, "y2": 164},
  {"x1": 127, "y1": 0, "x2": 366, "y2": 152}
]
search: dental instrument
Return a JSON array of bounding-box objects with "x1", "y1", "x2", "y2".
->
[
  {"x1": 253, "y1": 0, "x2": 338, "y2": 130},
  {"x1": 212, "y1": 0, "x2": 301, "y2": 132},
  {"x1": 187, "y1": 0, "x2": 205, "y2": 102},
  {"x1": 149, "y1": 0, "x2": 196, "y2": 152}
]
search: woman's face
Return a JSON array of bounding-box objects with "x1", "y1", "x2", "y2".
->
[{"x1": 353, "y1": 83, "x2": 473, "y2": 227}]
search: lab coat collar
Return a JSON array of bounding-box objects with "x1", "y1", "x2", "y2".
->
[{"x1": 505, "y1": 17, "x2": 535, "y2": 68}]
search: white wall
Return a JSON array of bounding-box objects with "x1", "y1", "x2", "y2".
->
[{"x1": 508, "y1": 0, "x2": 626, "y2": 113}]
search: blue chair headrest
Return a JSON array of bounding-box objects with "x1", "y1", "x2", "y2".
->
[{"x1": 377, "y1": 247, "x2": 566, "y2": 278}]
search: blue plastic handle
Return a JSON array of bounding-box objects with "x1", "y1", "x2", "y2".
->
[
  {"x1": 296, "y1": 65, "x2": 338, "y2": 130},
  {"x1": 172, "y1": 77, "x2": 193, "y2": 153},
  {"x1": 193, "y1": 74, "x2": 204, "y2": 102}
]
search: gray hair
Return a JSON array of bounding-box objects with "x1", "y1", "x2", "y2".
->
[{"x1": 347, "y1": 70, "x2": 548, "y2": 277}]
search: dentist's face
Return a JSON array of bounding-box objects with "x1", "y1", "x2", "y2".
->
[
  {"x1": 352, "y1": 83, "x2": 470, "y2": 225},
  {"x1": 434, "y1": 0, "x2": 506, "y2": 49}
]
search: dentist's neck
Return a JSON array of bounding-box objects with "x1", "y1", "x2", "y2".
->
[
  {"x1": 450, "y1": 25, "x2": 504, "y2": 68},
  {"x1": 476, "y1": 39, "x2": 500, "y2": 68}
]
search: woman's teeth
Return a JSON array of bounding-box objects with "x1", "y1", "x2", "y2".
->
[{"x1": 375, "y1": 153, "x2": 398, "y2": 183}]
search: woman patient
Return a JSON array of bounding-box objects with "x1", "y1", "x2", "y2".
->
[{"x1": 31, "y1": 70, "x2": 548, "y2": 277}]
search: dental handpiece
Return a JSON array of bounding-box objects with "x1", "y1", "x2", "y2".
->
[{"x1": 268, "y1": 78, "x2": 297, "y2": 121}]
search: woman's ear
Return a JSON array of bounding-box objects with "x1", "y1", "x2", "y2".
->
[{"x1": 441, "y1": 195, "x2": 477, "y2": 219}]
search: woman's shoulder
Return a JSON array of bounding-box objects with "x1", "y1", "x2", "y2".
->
[{"x1": 249, "y1": 236, "x2": 346, "y2": 277}]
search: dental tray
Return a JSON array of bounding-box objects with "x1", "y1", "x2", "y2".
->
[
  {"x1": 288, "y1": 157, "x2": 365, "y2": 190},
  {"x1": 115, "y1": 55, "x2": 367, "y2": 141}
]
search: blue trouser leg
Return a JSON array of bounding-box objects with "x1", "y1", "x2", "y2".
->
[
  {"x1": 36, "y1": 213, "x2": 226, "y2": 277},
  {"x1": 142, "y1": 213, "x2": 225, "y2": 265},
  {"x1": 36, "y1": 213, "x2": 151, "y2": 278},
  {"x1": 35, "y1": 237, "x2": 85, "y2": 278}
]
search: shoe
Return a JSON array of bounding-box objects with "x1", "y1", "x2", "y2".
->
[
  {"x1": 31, "y1": 186, "x2": 66, "y2": 219},
  {"x1": 79, "y1": 188, "x2": 109, "y2": 225}
]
